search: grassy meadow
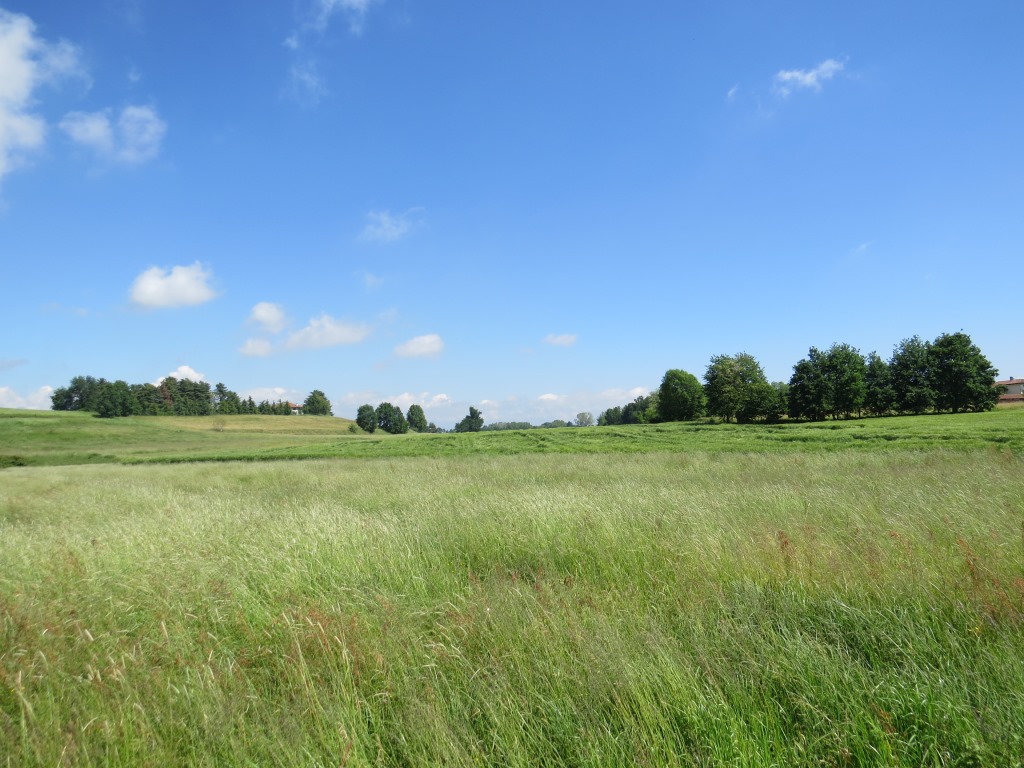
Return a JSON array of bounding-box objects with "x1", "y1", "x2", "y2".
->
[{"x1": 2, "y1": 409, "x2": 1024, "y2": 765}]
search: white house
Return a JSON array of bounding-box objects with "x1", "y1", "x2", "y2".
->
[{"x1": 995, "y1": 378, "x2": 1024, "y2": 403}]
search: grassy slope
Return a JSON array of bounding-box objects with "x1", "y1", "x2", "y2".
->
[
  {"x1": 2, "y1": 406, "x2": 1023, "y2": 467},
  {"x1": 2, "y1": 452, "x2": 1023, "y2": 766}
]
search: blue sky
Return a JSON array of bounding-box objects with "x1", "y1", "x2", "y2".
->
[{"x1": 1, "y1": 1, "x2": 1021, "y2": 427}]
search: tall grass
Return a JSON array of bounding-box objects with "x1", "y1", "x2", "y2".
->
[
  {"x1": 3, "y1": 450, "x2": 1023, "y2": 765},
  {"x1": 2, "y1": 407, "x2": 1022, "y2": 467}
]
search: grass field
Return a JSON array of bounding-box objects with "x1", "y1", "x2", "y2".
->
[
  {"x1": 2, "y1": 406, "x2": 1023, "y2": 467},
  {"x1": 2, "y1": 409, "x2": 1024, "y2": 765}
]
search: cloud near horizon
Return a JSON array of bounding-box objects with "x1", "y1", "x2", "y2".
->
[
  {"x1": 0, "y1": 385, "x2": 53, "y2": 410},
  {"x1": 286, "y1": 314, "x2": 371, "y2": 349},
  {"x1": 130, "y1": 262, "x2": 217, "y2": 308},
  {"x1": 156, "y1": 364, "x2": 205, "y2": 384},
  {"x1": 394, "y1": 333, "x2": 444, "y2": 358}
]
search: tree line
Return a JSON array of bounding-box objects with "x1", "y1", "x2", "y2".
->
[
  {"x1": 50, "y1": 375, "x2": 334, "y2": 418},
  {"x1": 355, "y1": 402, "x2": 437, "y2": 434},
  {"x1": 599, "y1": 331, "x2": 1002, "y2": 426}
]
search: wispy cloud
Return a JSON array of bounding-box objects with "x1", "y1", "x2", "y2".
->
[
  {"x1": 357, "y1": 271, "x2": 384, "y2": 291},
  {"x1": 286, "y1": 60, "x2": 328, "y2": 105},
  {"x1": 60, "y1": 105, "x2": 167, "y2": 164},
  {"x1": 239, "y1": 338, "x2": 273, "y2": 357},
  {"x1": 130, "y1": 262, "x2": 217, "y2": 308},
  {"x1": 314, "y1": 0, "x2": 381, "y2": 35},
  {"x1": 394, "y1": 333, "x2": 444, "y2": 358},
  {"x1": 773, "y1": 58, "x2": 844, "y2": 97},
  {"x1": 287, "y1": 314, "x2": 371, "y2": 349},
  {"x1": 360, "y1": 208, "x2": 424, "y2": 242},
  {"x1": 0, "y1": 9, "x2": 86, "y2": 185},
  {"x1": 543, "y1": 333, "x2": 577, "y2": 347},
  {"x1": 0, "y1": 358, "x2": 28, "y2": 372},
  {"x1": 726, "y1": 83, "x2": 739, "y2": 101}
]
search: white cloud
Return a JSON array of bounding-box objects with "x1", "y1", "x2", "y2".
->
[
  {"x1": 0, "y1": 9, "x2": 84, "y2": 184},
  {"x1": 60, "y1": 110, "x2": 112, "y2": 153},
  {"x1": 0, "y1": 385, "x2": 53, "y2": 409},
  {"x1": 360, "y1": 208, "x2": 423, "y2": 242},
  {"x1": 241, "y1": 386, "x2": 302, "y2": 404},
  {"x1": 773, "y1": 59, "x2": 844, "y2": 97},
  {"x1": 543, "y1": 333, "x2": 577, "y2": 347},
  {"x1": 726, "y1": 84, "x2": 739, "y2": 101},
  {"x1": 157, "y1": 365, "x2": 205, "y2": 384},
  {"x1": 538, "y1": 393, "x2": 562, "y2": 402},
  {"x1": 287, "y1": 314, "x2": 371, "y2": 349},
  {"x1": 394, "y1": 333, "x2": 444, "y2": 358},
  {"x1": 248, "y1": 302, "x2": 287, "y2": 333},
  {"x1": 386, "y1": 391, "x2": 452, "y2": 410},
  {"x1": 315, "y1": 0, "x2": 380, "y2": 35},
  {"x1": 60, "y1": 105, "x2": 167, "y2": 164},
  {"x1": 130, "y1": 262, "x2": 217, "y2": 308},
  {"x1": 239, "y1": 338, "x2": 273, "y2": 357}
]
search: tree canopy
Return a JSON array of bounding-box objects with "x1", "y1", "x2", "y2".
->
[
  {"x1": 657, "y1": 369, "x2": 705, "y2": 422},
  {"x1": 302, "y1": 390, "x2": 333, "y2": 416},
  {"x1": 406, "y1": 404, "x2": 428, "y2": 432},
  {"x1": 454, "y1": 407, "x2": 484, "y2": 433}
]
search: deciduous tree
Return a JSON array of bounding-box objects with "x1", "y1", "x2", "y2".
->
[
  {"x1": 657, "y1": 369, "x2": 705, "y2": 422},
  {"x1": 890, "y1": 336, "x2": 934, "y2": 414},
  {"x1": 356, "y1": 404, "x2": 377, "y2": 432},
  {"x1": 303, "y1": 389, "x2": 333, "y2": 416},
  {"x1": 454, "y1": 406, "x2": 484, "y2": 433},
  {"x1": 929, "y1": 331, "x2": 1000, "y2": 413},
  {"x1": 376, "y1": 402, "x2": 409, "y2": 434},
  {"x1": 406, "y1": 404, "x2": 428, "y2": 432}
]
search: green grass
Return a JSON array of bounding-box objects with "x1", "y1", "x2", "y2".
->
[
  {"x1": 3, "y1": 447, "x2": 1024, "y2": 766},
  {"x1": 2, "y1": 406, "x2": 1023, "y2": 467}
]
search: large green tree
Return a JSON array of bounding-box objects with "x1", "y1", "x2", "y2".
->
[
  {"x1": 863, "y1": 352, "x2": 894, "y2": 417},
  {"x1": 657, "y1": 369, "x2": 705, "y2": 422},
  {"x1": 356, "y1": 404, "x2": 377, "y2": 432},
  {"x1": 303, "y1": 389, "x2": 333, "y2": 416},
  {"x1": 406, "y1": 404, "x2": 428, "y2": 432},
  {"x1": 788, "y1": 344, "x2": 866, "y2": 421},
  {"x1": 704, "y1": 353, "x2": 771, "y2": 422},
  {"x1": 454, "y1": 406, "x2": 484, "y2": 433},
  {"x1": 50, "y1": 375, "x2": 103, "y2": 412},
  {"x1": 788, "y1": 349, "x2": 828, "y2": 421},
  {"x1": 823, "y1": 343, "x2": 867, "y2": 419},
  {"x1": 376, "y1": 402, "x2": 409, "y2": 434},
  {"x1": 929, "y1": 331, "x2": 1000, "y2": 412},
  {"x1": 890, "y1": 336, "x2": 934, "y2": 414}
]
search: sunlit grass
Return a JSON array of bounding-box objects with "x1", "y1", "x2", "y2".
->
[
  {"x1": 3, "y1": 450, "x2": 1023, "y2": 765},
  {"x1": 2, "y1": 407, "x2": 1022, "y2": 467}
]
